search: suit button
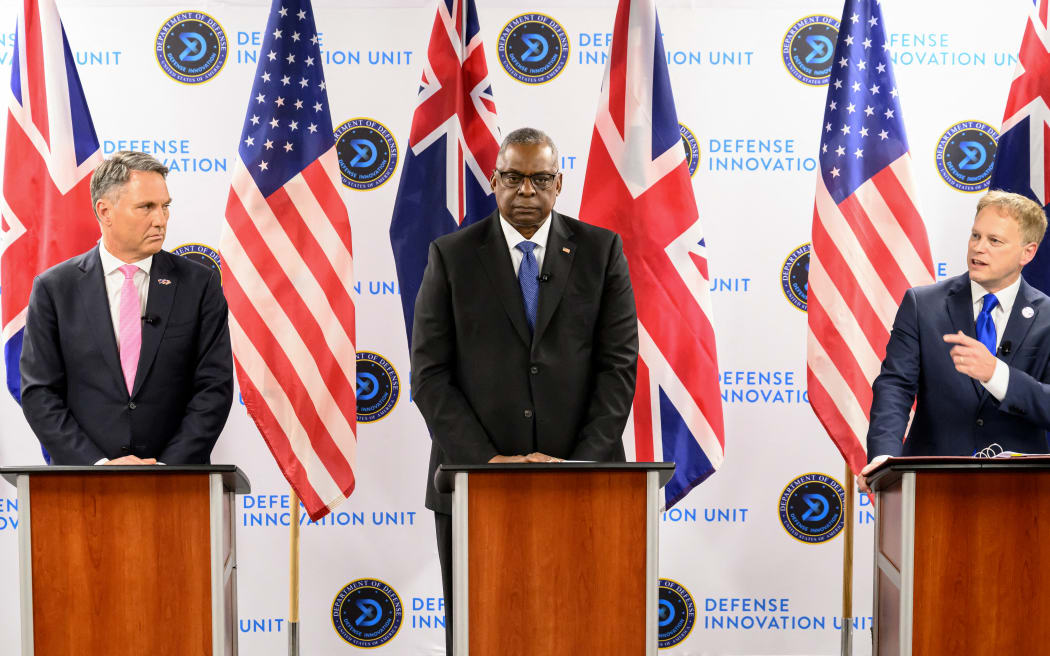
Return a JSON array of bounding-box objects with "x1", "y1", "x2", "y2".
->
[
  {"x1": 120, "y1": 446, "x2": 130, "y2": 454},
  {"x1": 530, "y1": 366, "x2": 539, "y2": 375},
  {"x1": 523, "y1": 409, "x2": 533, "y2": 418},
  {"x1": 976, "y1": 418, "x2": 984, "y2": 427},
  {"x1": 128, "y1": 402, "x2": 137, "y2": 410}
]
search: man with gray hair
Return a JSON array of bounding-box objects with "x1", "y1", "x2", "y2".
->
[{"x1": 20, "y1": 150, "x2": 233, "y2": 464}]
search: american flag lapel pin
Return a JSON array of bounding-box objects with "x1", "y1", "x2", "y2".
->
[
  {"x1": 562, "y1": 247, "x2": 571, "y2": 254},
  {"x1": 158, "y1": 278, "x2": 172, "y2": 286}
]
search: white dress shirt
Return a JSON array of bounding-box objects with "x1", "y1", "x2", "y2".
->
[
  {"x1": 970, "y1": 276, "x2": 1021, "y2": 401},
  {"x1": 98, "y1": 243, "x2": 152, "y2": 352},
  {"x1": 500, "y1": 213, "x2": 552, "y2": 275}
]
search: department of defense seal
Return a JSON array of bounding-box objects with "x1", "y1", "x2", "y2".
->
[
  {"x1": 658, "y1": 578, "x2": 696, "y2": 648},
  {"x1": 935, "y1": 120, "x2": 999, "y2": 193},
  {"x1": 498, "y1": 13, "x2": 570, "y2": 84},
  {"x1": 335, "y1": 118, "x2": 399, "y2": 191},
  {"x1": 781, "y1": 15, "x2": 840, "y2": 86},
  {"x1": 778, "y1": 473, "x2": 846, "y2": 544},
  {"x1": 780, "y1": 243, "x2": 811, "y2": 312},
  {"x1": 331, "y1": 578, "x2": 403, "y2": 648},
  {"x1": 679, "y1": 123, "x2": 701, "y2": 177},
  {"x1": 155, "y1": 11, "x2": 228, "y2": 84},
  {"x1": 356, "y1": 352, "x2": 400, "y2": 423}
]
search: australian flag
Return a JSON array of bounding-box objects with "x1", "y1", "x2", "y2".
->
[
  {"x1": 389, "y1": 0, "x2": 500, "y2": 347},
  {"x1": 989, "y1": 0, "x2": 1050, "y2": 294}
]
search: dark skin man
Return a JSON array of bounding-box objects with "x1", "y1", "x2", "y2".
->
[{"x1": 485, "y1": 141, "x2": 566, "y2": 464}]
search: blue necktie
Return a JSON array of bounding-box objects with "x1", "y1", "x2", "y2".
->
[
  {"x1": 516, "y1": 241, "x2": 539, "y2": 333},
  {"x1": 976, "y1": 293, "x2": 999, "y2": 355}
]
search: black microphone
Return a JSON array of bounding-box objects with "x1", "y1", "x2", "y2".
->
[
  {"x1": 141, "y1": 315, "x2": 158, "y2": 326},
  {"x1": 1000, "y1": 340, "x2": 1012, "y2": 355},
  {"x1": 536, "y1": 273, "x2": 552, "y2": 283}
]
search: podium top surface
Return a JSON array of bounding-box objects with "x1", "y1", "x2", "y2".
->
[
  {"x1": 867, "y1": 455, "x2": 1050, "y2": 491},
  {"x1": 0, "y1": 465, "x2": 251, "y2": 494},
  {"x1": 435, "y1": 462, "x2": 675, "y2": 493}
]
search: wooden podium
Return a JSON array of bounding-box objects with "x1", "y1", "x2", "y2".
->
[
  {"x1": 435, "y1": 462, "x2": 674, "y2": 656},
  {"x1": 867, "y1": 456, "x2": 1050, "y2": 655},
  {"x1": 0, "y1": 465, "x2": 251, "y2": 656}
]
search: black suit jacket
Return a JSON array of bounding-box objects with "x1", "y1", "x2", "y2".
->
[
  {"x1": 868, "y1": 273, "x2": 1050, "y2": 459},
  {"x1": 411, "y1": 211, "x2": 638, "y2": 514},
  {"x1": 20, "y1": 246, "x2": 234, "y2": 464}
]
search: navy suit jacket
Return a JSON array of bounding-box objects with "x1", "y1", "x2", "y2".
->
[
  {"x1": 20, "y1": 246, "x2": 234, "y2": 464},
  {"x1": 868, "y1": 273, "x2": 1050, "y2": 459},
  {"x1": 411, "y1": 211, "x2": 638, "y2": 514}
]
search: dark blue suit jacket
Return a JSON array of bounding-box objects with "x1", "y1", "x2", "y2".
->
[
  {"x1": 868, "y1": 273, "x2": 1050, "y2": 459},
  {"x1": 19, "y1": 246, "x2": 234, "y2": 464}
]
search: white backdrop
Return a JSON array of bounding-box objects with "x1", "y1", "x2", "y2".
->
[{"x1": 0, "y1": 0, "x2": 1030, "y2": 654}]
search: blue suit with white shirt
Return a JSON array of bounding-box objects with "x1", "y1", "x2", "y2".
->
[{"x1": 867, "y1": 272, "x2": 1050, "y2": 459}]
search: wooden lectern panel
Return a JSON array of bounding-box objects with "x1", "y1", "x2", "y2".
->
[
  {"x1": 29, "y1": 473, "x2": 212, "y2": 655},
  {"x1": 912, "y1": 471, "x2": 1050, "y2": 654},
  {"x1": 467, "y1": 471, "x2": 647, "y2": 655}
]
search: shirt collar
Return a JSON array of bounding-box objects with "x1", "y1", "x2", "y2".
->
[
  {"x1": 499, "y1": 213, "x2": 553, "y2": 252},
  {"x1": 99, "y1": 242, "x2": 154, "y2": 277},
  {"x1": 970, "y1": 276, "x2": 1022, "y2": 315}
]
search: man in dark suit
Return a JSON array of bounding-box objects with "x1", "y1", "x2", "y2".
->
[
  {"x1": 20, "y1": 151, "x2": 233, "y2": 465},
  {"x1": 859, "y1": 190, "x2": 1050, "y2": 492},
  {"x1": 410, "y1": 128, "x2": 638, "y2": 651}
]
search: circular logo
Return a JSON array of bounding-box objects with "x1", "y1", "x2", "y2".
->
[
  {"x1": 781, "y1": 15, "x2": 840, "y2": 86},
  {"x1": 935, "y1": 120, "x2": 999, "y2": 193},
  {"x1": 335, "y1": 118, "x2": 399, "y2": 191},
  {"x1": 172, "y1": 243, "x2": 222, "y2": 281},
  {"x1": 778, "y1": 473, "x2": 846, "y2": 544},
  {"x1": 155, "y1": 12, "x2": 228, "y2": 84},
  {"x1": 498, "y1": 13, "x2": 569, "y2": 84},
  {"x1": 356, "y1": 352, "x2": 399, "y2": 423},
  {"x1": 679, "y1": 123, "x2": 700, "y2": 177},
  {"x1": 332, "y1": 578, "x2": 403, "y2": 648},
  {"x1": 780, "y1": 243, "x2": 810, "y2": 312},
  {"x1": 658, "y1": 579, "x2": 696, "y2": 648}
]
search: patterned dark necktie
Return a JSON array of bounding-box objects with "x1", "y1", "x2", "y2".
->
[{"x1": 516, "y1": 241, "x2": 538, "y2": 333}]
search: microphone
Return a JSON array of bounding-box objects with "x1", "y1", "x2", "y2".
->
[
  {"x1": 1000, "y1": 340, "x2": 1012, "y2": 355},
  {"x1": 536, "y1": 273, "x2": 552, "y2": 283},
  {"x1": 141, "y1": 315, "x2": 159, "y2": 326}
]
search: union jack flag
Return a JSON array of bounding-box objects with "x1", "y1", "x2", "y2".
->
[
  {"x1": 220, "y1": 0, "x2": 356, "y2": 521},
  {"x1": 990, "y1": 0, "x2": 1050, "y2": 295},
  {"x1": 579, "y1": 0, "x2": 724, "y2": 508},
  {"x1": 807, "y1": 0, "x2": 934, "y2": 475},
  {"x1": 1, "y1": 0, "x2": 101, "y2": 404},
  {"x1": 390, "y1": 0, "x2": 499, "y2": 347}
]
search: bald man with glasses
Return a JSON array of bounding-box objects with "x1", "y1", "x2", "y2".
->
[{"x1": 410, "y1": 127, "x2": 638, "y2": 652}]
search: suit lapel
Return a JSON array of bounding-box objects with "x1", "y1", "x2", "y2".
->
[
  {"x1": 997, "y1": 279, "x2": 1039, "y2": 367},
  {"x1": 132, "y1": 251, "x2": 177, "y2": 397},
  {"x1": 945, "y1": 275, "x2": 984, "y2": 401},
  {"x1": 79, "y1": 247, "x2": 126, "y2": 395},
  {"x1": 475, "y1": 213, "x2": 531, "y2": 347},
  {"x1": 533, "y1": 212, "x2": 575, "y2": 346}
]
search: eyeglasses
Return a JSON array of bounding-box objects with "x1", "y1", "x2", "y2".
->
[{"x1": 495, "y1": 169, "x2": 559, "y2": 191}]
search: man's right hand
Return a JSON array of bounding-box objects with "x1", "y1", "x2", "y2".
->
[
  {"x1": 102, "y1": 455, "x2": 157, "y2": 465},
  {"x1": 856, "y1": 455, "x2": 889, "y2": 494}
]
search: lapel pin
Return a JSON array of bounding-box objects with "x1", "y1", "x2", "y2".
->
[
  {"x1": 1022, "y1": 306, "x2": 1035, "y2": 319},
  {"x1": 158, "y1": 278, "x2": 172, "y2": 286},
  {"x1": 562, "y1": 247, "x2": 571, "y2": 254}
]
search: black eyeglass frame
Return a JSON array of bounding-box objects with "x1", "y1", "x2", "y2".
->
[{"x1": 493, "y1": 168, "x2": 561, "y2": 190}]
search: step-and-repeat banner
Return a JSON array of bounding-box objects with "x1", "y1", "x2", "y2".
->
[{"x1": 0, "y1": 0, "x2": 1030, "y2": 653}]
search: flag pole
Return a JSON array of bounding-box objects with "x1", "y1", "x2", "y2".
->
[
  {"x1": 840, "y1": 463, "x2": 854, "y2": 655},
  {"x1": 288, "y1": 488, "x2": 301, "y2": 656}
]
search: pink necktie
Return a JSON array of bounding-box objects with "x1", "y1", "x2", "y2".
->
[{"x1": 117, "y1": 264, "x2": 141, "y2": 394}]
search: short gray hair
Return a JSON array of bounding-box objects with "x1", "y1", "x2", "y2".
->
[
  {"x1": 90, "y1": 151, "x2": 169, "y2": 211},
  {"x1": 498, "y1": 127, "x2": 558, "y2": 165}
]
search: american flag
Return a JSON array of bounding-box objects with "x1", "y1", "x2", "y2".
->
[
  {"x1": 1, "y1": 0, "x2": 101, "y2": 404},
  {"x1": 220, "y1": 0, "x2": 356, "y2": 521},
  {"x1": 989, "y1": 0, "x2": 1050, "y2": 295},
  {"x1": 807, "y1": 0, "x2": 934, "y2": 475},
  {"x1": 389, "y1": 0, "x2": 499, "y2": 347},
  {"x1": 579, "y1": 0, "x2": 724, "y2": 508}
]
